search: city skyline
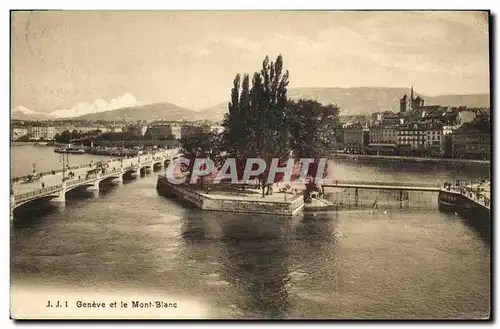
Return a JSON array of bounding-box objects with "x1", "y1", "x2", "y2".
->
[{"x1": 11, "y1": 11, "x2": 490, "y2": 113}]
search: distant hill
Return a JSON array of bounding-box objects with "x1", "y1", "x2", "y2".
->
[
  {"x1": 194, "y1": 102, "x2": 229, "y2": 121},
  {"x1": 12, "y1": 87, "x2": 490, "y2": 123},
  {"x1": 71, "y1": 102, "x2": 198, "y2": 121},
  {"x1": 194, "y1": 87, "x2": 490, "y2": 121},
  {"x1": 424, "y1": 94, "x2": 490, "y2": 108}
]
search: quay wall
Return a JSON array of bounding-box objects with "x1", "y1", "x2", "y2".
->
[{"x1": 156, "y1": 175, "x2": 304, "y2": 216}]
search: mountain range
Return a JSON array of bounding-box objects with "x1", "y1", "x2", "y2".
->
[{"x1": 11, "y1": 87, "x2": 490, "y2": 122}]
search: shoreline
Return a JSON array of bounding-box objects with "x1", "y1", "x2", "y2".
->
[{"x1": 331, "y1": 153, "x2": 490, "y2": 166}]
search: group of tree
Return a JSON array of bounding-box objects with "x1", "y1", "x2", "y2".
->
[
  {"x1": 180, "y1": 54, "x2": 340, "y2": 198},
  {"x1": 54, "y1": 129, "x2": 102, "y2": 143}
]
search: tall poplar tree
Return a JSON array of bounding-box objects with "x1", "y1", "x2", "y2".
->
[{"x1": 222, "y1": 54, "x2": 292, "y2": 197}]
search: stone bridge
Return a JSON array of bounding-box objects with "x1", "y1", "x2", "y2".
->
[{"x1": 10, "y1": 149, "x2": 182, "y2": 218}]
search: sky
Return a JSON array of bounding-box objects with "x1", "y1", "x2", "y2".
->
[{"x1": 11, "y1": 10, "x2": 490, "y2": 112}]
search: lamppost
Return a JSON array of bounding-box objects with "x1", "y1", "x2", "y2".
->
[{"x1": 60, "y1": 152, "x2": 69, "y2": 181}]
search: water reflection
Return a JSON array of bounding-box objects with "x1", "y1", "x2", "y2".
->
[
  {"x1": 219, "y1": 215, "x2": 291, "y2": 318},
  {"x1": 12, "y1": 199, "x2": 60, "y2": 230},
  {"x1": 180, "y1": 213, "x2": 210, "y2": 245}
]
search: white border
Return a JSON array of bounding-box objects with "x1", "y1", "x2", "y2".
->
[{"x1": 2, "y1": 1, "x2": 498, "y2": 328}]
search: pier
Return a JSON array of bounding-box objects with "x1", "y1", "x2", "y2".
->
[{"x1": 321, "y1": 180, "x2": 441, "y2": 192}]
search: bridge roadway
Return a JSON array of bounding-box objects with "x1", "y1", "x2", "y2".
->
[{"x1": 11, "y1": 149, "x2": 181, "y2": 215}]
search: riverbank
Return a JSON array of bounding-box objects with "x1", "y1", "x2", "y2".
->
[
  {"x1": 331, "y1": 153, "x2": 490, "y2": 166},
  {"x1": 12, "y1": 141, "x2": 54, "y2": 146}
]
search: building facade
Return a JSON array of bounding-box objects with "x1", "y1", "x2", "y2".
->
[
  {"x1": 369, "y1": 125, "x2": 398, "y2": 144},
  {"x1": 451, "y1": 130, "x2": 490, "y2": 160},
  {"x1": 11, "y1": 127, "x2": 28, "y2": 140},
  {"x1": 397, "y1": 122, "x2": 427, "y2": 150},
  {"x1": 343, "y1": 123, "x2": 365, "y2": 153},
  {"x1": 145, "y1": 124, "x2": 174, "y2": 139},
  {"x1": 27, "y1": 126, "x2": 57, "y2": 140},
  {"x1": 425, "y1": 123, "x2": 444, "y2": 156}
]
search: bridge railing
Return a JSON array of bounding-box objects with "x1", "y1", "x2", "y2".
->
[
  {"x1": 11, "y1": 150, "x2": 174, "y2": 183},
  {"x1": 322, "y1": 179, "x2": 440, "y2": 188},
  {"x1": 14, "y1": 184, "x2": 63, "y2": 203},
  {"x1": 446, "y1": 185, "x2": 491, "y2": 210},
  {"x1": 66, "y1": 169, "x2": 124, "y2": 187},
  {"x1": 66, "y1": 177, "x2": 95, "y2": 187}
]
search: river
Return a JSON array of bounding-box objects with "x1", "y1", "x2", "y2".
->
[{"x1": 10, "y1": 144, "x2": 491, "y2": 319}]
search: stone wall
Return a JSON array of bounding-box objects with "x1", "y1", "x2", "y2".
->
[{"x1": 157, "y1": 175, "x2": 304, "y2": 216}]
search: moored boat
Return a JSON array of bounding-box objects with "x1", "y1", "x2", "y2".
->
[{"x1": 54, "y1": 144, "x2": 87, "y2": 154}]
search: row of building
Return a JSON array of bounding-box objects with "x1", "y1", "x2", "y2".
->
[
  {"x1": 11, "y1": 124, "x2": 125, "y2": 141},
  {"x1": 11, "y1": 122, "x2": 225, "y2": 142},
  {"x1": 336, "y1": 89, "x2": 490, "y2": 160}
]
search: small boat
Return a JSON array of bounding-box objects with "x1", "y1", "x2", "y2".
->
[{"x1": 54, "y1": 144, "x2": 86, "y2": 154}]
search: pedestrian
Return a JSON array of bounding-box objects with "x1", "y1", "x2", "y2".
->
[{"x1": 41, "y1": 182, "x2": 45, "y2": 189}]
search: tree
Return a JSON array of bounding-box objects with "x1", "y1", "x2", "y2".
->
[
  {"x1": 221, "y1": 54, "x2": 291, "y2": 197},
  {"x1": 222, "y1": 74, "x2": 242, "y2": 158},
  {"x1": 288, "y1": 99, "x2": 340, "y2": 199},
  {"x1": 180, "y1": 131, "x2": 224, "y2": 188}
]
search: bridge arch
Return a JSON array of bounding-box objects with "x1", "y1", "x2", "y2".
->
[{"x1": 13, "y1": 194, "x2": 60, "y2": 210}]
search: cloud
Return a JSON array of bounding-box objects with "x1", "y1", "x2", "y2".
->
[{"x1": 50, "y1": 93, "x2": 141, "y2": 118}]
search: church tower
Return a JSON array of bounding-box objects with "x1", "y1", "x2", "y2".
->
[{"x1": 410, "y1": 84, "x2": 414, "y2": 112}]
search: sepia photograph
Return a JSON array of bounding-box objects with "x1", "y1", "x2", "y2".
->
[{"x1": 9, "y1": 9, "x2": 491, "y2": 320}]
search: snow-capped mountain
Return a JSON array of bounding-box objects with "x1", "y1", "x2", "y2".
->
[
  {"x1": 13, "y1": 105, "x2": 40, "y2": 115},
  {"x1": 11, "y1": 106, "x2": 54, "y2": 121},
  {"x1": 11, "y1": 93, "x2": 142, "y2": 120}
]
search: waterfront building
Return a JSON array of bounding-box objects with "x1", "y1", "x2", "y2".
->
[
  {"x1": 425, "y1": 122, "x2": 444, "y2": 156},
  {"x1": 27, "y1": 125, "x2": 57, "y2": 140},
  {"x1": 451, "y1": 119, "x2": 491, "y2": 160},
  {"x1": 74, "y1": 126, "x2": 103, "y2": 134},
  {"x1": 369, "y1": 124, "x2": 398, "y2": 145},
  {"x1": 145, "y1": 124, "x2": 174, "y2": 139},
  {"x1": 343, "y1": 123, "x2": 365, "y2": 153},
  {"x1": 11, "y1": 127, "x2": 28, "y2": 140},
  {"x1": 451, "y1": 130, "x2": 490, "y2": 160},
  {"x1": 397, "y1": 122, "x2": 428, "y2": 150},
  {"x1": 366, "y1": 124, "x2": 397, "y2": 155}
]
